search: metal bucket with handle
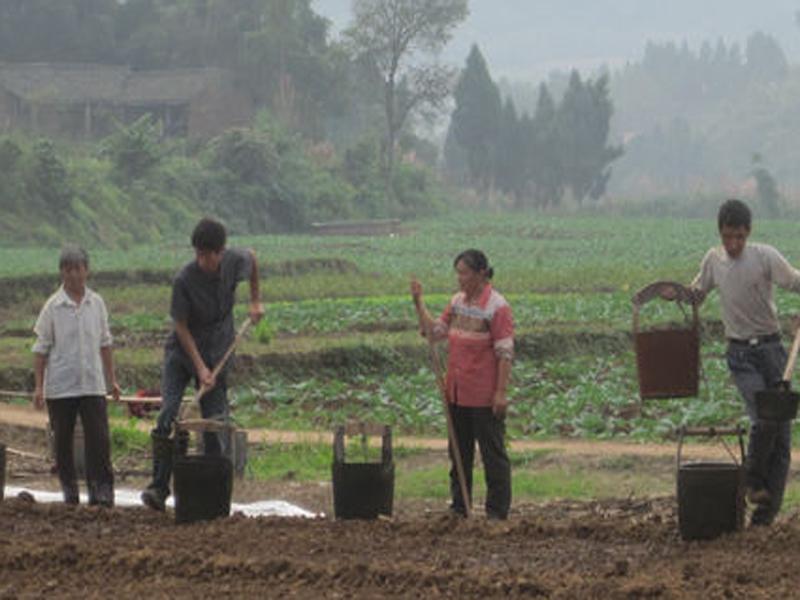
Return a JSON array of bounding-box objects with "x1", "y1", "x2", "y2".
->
[
  {"x1": 755, "y1": 326, "x2": 800, "y2": 421},
  {"x1": 332, "y1": 422, "x2": 394, "y2": 520},
  {"x1": 676, "y1": 426, "x2": 745, "y2": 541},
  {"x1": 632, "y1": 281, "x2": 700, "y2": 399}
]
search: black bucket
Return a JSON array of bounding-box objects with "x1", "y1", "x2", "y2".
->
[
  {"x1": 0, "y1": 444, "x2": 5, "y2": 502},
  {"x1": 677, "y1": 461, "x2": 744, "y2": 540},
  {"x1": 332, "y1": 425, "x2": 394, "y2": 519},
  {"x1": 173, "y1": 455, "x2": 233, "y2": 524},
  {"x1": 197, "y1": 428, "x2": 248, "y2": 478},
  {"x1": 755, "y1": 390, "x2": 800, "y2": 421}
]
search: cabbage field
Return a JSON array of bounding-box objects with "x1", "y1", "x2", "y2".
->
[{"x1": 3, "y1": 212, "x2": 800, "y2": 443}]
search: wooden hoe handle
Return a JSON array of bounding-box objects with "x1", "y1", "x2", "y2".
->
[
  {"x1": 783, "y1": 325, "x2": 800, "y2": 382},
  {"x1": 411, "y1": 283, "x2": 470, "y2": 518}
]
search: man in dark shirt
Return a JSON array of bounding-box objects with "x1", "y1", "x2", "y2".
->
[{"x1": 141, "y1": 217, "x2": 263, "y2": 511}]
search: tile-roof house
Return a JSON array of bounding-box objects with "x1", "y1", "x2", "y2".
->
[{"x1": 0, "y1": 63, "x2": 254, "y2": 139}]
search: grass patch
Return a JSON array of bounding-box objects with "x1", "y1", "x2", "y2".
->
[
  {"x1": 779, "y1": 481, "x2": 800, "y2": 510},
  {"x1": 248, "y1": 442, "x2": 332, "y2": 482},
  {"x1": 109, "y1": 420, "x2": 150, "y2": 460},
  {"x1": 240, "y1": 440, "x2": 800, "y2": 508},
  {"x1": 508, "y1": 449, "x2": 557, "y2": 468},
  {"x1": 246, "y1": 441, "x2": 422, "y2": 482}
]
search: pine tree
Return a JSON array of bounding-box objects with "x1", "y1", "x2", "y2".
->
[
  {"x1": 449, "y1": 44, "x2": 502, "y2": 193},
  {"x1": 495, "y1": 97, "x2": 526, "y2": 202},
  {"x1": 529, "y1": 83, "x2": 562, "y2": 207},
  {"x1": 555, "y1": 71, "x2": 622, "y2": 203}
]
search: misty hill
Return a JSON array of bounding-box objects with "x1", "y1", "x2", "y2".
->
[{"x1": 317, "y1": 0, "x2": 800, "y2": 79}]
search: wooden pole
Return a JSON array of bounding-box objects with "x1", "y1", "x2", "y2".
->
[
  {"x1": 178, "y1": 317, "x2": 252, "y2": 423},
  {"x1": 411, "y1": 288, "x2": 471, "y2": 518},
  {"x1": 427, "y1": 338, "x2": 472, "y2": 518}
]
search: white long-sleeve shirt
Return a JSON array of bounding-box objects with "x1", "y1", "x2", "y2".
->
[
  {"x1": 32, "y1": 285, "x2": 113, "y2": 399},
  {"x1": 692, "y1": 242, "x2": 800, "y2": 340}
]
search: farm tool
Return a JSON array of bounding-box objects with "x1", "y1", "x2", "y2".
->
[
  {"x1": 174, "y1": 316, "x2": 252, "y2": 467},
  {"x1": 176, "y1": 316, "x2": 252, "y2": 428},
  {"x1": 413, "y1": 295, "x2": 471, "y2": 519},
  {"x1": 632, "y1": 281, "x2": 700, "y2": 399},
  {"x1": 754, "y1": 324, "x2": 800, "y2": 421},
  {"x1": 169, "y1": 317, "x2": 252, "y2": 523}
]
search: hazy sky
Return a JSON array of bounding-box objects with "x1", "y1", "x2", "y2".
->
[{"x1": 315, "y1": 0, "x2": 800, "y2": 81}]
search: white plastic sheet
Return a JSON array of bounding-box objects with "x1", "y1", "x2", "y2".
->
[{"x1": 3, "y1": 485, "x2": 319, "y2": 518}]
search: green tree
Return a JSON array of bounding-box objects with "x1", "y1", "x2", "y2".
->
[
  {"x1": 29, "y1": 140, "x2": 72, "y2": 213},
  {"x1": 751, "y1": 153, "x2": 780, "y2": 217},
  {"x1": 345, "y1": 0, "x2": 468, "y2": 200},
  {"x1": 745, "y1": 32, "x2": 788, "y2": 83},
  {"x1": 102, "y1": 115, "x2": 162, "y2": 182},
  {"x1": 495, "y1": 98, "x2": 527, "y2": 202},
  {"x1": 0, "y1": 0, "x2": 117, "y2": 62},
  {"x1": 556, "y1": 71, "x2": 622, "y2": 203},
  {"x1": 449, "y1": 44, "x2": 502, "y2": 193},
  {"x1": 529, "y1": 83, "x2": 562, "y2": 207},
  {"x1": 242, "y1": 0, "x2": 344, "y2": 136},
  {"x1": 0, "y1": 137, "x2": 25, "y2": 213}
]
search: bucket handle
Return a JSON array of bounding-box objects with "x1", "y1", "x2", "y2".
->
[
  {"x1": 632, "y1": 281, "x2": 699, "y2": 335},
  {"x1": 675, "y1": 425, "x2": 746, "y2": 471},
  {"x1": 334, "y1": 423, "x2": 392, "y2": 465}
]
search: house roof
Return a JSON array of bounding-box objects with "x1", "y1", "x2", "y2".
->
[
  {"x1": 0, "y1": 63, "x2": 234, "y2": 105},
  {"x1": 122, "y1": 68, "x2": 231, "y2": 103}
]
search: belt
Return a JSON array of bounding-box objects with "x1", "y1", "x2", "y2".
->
[{"x1": 727, "y1": 333, "x2": 781, "y2": 347}]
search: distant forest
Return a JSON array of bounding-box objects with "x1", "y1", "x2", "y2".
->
[{"x1": 500, "y1": 30, "x2": 800, "y2": 210}]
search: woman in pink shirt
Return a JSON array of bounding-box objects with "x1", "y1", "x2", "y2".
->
[{"x1": 411, "y1": 249, "x2": 513, "y2": 519}]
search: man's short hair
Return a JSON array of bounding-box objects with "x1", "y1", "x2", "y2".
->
[
  {"x1": 718, "y1": 199, "x2": 751, "y2": 231},
  {"x1": 59, "y1": 244, "x2": 89, "y2": 270},
  {"x1": 191, "y1": 217, "x2": 227, "y2": 252}
]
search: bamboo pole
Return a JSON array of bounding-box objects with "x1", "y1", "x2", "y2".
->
[{"x1": 412, "y1": 288, "x2": 471, "y2": 519}]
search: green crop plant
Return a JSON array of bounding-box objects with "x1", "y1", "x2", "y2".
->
[{"x1": 254, "y1": 318, "x2": 276, "y2": 344}]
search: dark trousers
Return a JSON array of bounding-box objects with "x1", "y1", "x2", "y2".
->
[
  {"x1": 726, "y1": 340, "x2": 792, "y2": 525},
  {"x1": 448, "y1": 404, "x2": 511, "y2": 518},
  {"x1": 147, "y1": 350, "x2": 229, "y2": 498},
  {"x1": 154, "y1": 349, "x2": 228, "y2": 456},
  {"x1": 47, "y1": 396, "x2": 114, "y2": 506}
]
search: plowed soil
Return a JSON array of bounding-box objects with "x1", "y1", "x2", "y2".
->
[
  {"x1": 3, "y1": 412, "x2": 800, "y2": 598},
  {"x1": 1, "y1": 494, "x2": 800, "y2": 599}
]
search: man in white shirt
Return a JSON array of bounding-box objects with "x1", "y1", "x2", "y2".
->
[
  {"x1": 674, "y1": 199, "x2": 800, "y2": 526},
  {"x1": 32, "y1": 245, "x2": 121, "y2": 506}
]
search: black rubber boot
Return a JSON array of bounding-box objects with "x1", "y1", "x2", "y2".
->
[{"x1": 141, "y1": 432, "x2": 174, "y2": 511}]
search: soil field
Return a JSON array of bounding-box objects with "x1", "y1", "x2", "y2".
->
[
  {"x1": 2, "y1": 494, "x2": 800, "y2": 599},
  {"x1": 4, "y1": 418, "x2": 800, "y2": 599}
]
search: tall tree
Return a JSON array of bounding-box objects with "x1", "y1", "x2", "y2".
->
[
  {"x1": 751, "y1": 153, "x2": 780, "y2": 217},
  {"x1": 745, "y1": 32, "x2": 788, "y2": 83},
  {"x1": 345, "y1": 0, "x2": 468, "y2": 199},
  {"x1": 556, "y1": 71, "x2": 622, "y2": 203},
  {"x1": 0, "y1": 0, "x2": 117, "y2": 62},
  {"x1": 449, "y1": 44, "x2": 502, "y2": 193},
  {"x1": 529, "y1": 83, "x2": 562, "y2": 207},
  {"x1": 495, "y1": 97, "x2": 526, "y2": 201}
]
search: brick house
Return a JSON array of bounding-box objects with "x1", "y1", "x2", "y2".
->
[{"x1": 0, "y1": 63, "x2": 254, "y2": 139}]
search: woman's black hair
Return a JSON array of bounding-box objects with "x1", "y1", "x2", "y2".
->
[
  {"x1": 191, "y1": 217, "x2": 227, "y2": 252},
  {"x1": 453, "y1": 248, "x2": 494, "y2": 279},
  {"x1": 717, "y1": 199, "x2": 751, "y2": 231}
]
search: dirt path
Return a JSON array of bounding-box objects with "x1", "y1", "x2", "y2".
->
[{"x1": 0, "y1": 402, "x2": 761, "y2": 461}]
